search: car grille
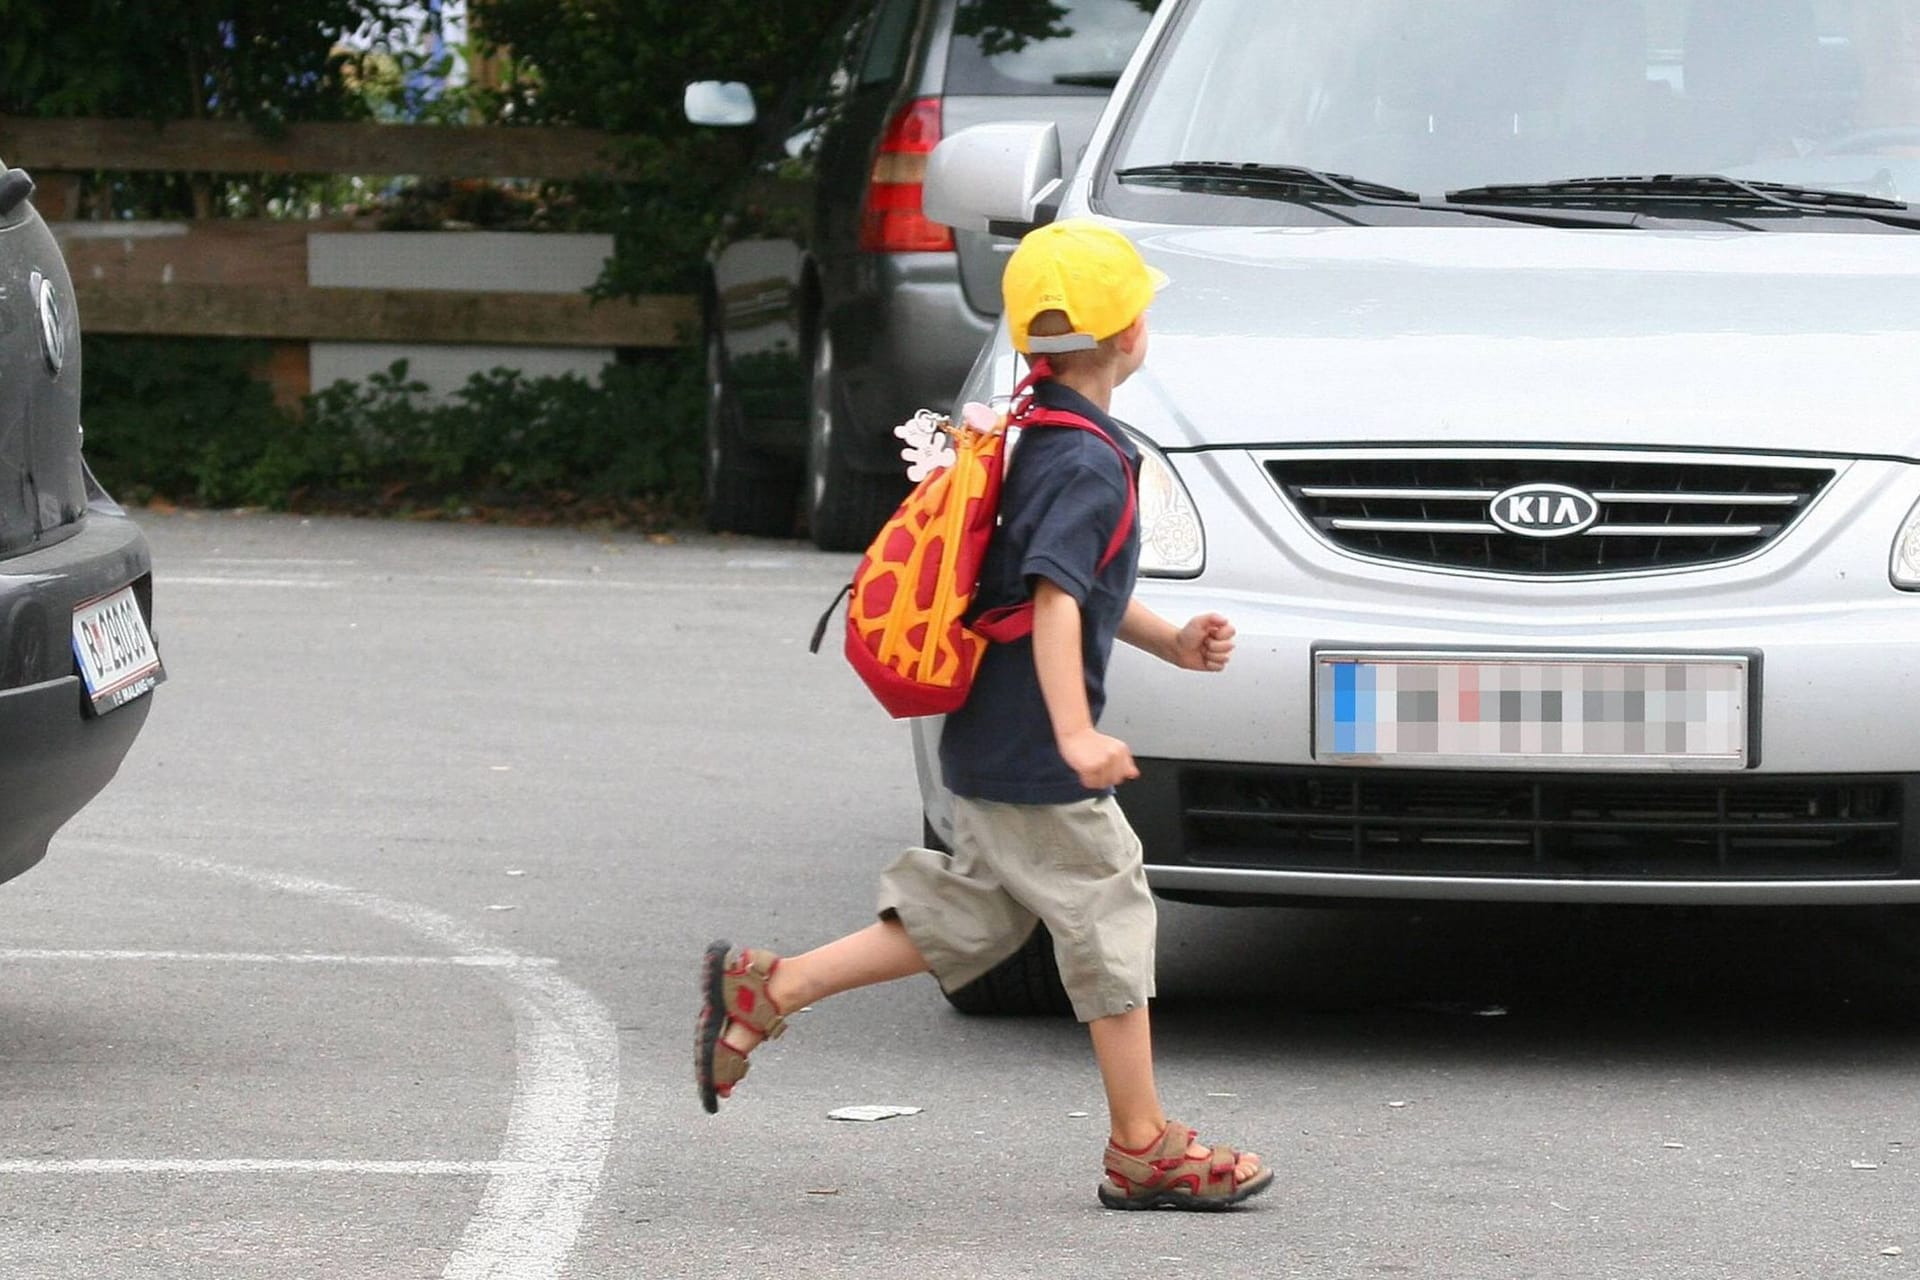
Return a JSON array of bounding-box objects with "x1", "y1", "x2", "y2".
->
[
  {"x1": 1266, "y1": 455, "x2": 1834, "y2": 575},
  {"x1": 1170, "y1": 766, "x2": 1907, "y2": 881}
]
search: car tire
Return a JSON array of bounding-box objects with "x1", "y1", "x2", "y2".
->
[
  {"x1": 920, "y1": 814, "x2": 1075, "y2": 1018},
  {"x1": 704, "y1": 330, "x2": 799, "y2": 538},
  {"x1": 942, "y1": 925, "x2": 1076, "y2": 1018},
  {"x1": 806, "y1": 328, "x2": 907, "y2": 553}
]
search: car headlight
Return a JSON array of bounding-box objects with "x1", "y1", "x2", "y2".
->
[
  {"x1": 1124, "y1": 429, "x2": 1205, "y2": 577},
  {"x1": 1892, "y1": 495, "x2": 1920, "y2": 589}
]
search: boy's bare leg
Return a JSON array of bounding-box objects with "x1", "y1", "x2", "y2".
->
[
  {"x1": 724, "y1": 918, "x2": 930, "y2": 1054},
  {"x1": 1088, "y1": 1006, "x2": 1261, "y2": 1180}
]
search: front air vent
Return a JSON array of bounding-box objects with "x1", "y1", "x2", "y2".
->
[{"x1": 1174, "y1": 766, "x2": 1905, "y2": 881}]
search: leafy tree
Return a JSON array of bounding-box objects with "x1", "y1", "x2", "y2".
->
[
  {"x1": 0, "y1": 0, "x2": 425, "y2": 217},
  {"x1": 0, "y1": 1, "x2": 417, "y2": 123},
  {"x1": 466, "y1": 0, "x2": 842, "y2": 293}
]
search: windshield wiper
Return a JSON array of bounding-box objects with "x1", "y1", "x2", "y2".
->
[
  {"x1": 1446, "y1": 174, "x2": 1920, "y2": 230},
  {"x1": 1114, "y1": 161, "x2": 1636, "y2": 228},
  {"x1": 1053, "y1": 73, "x2": 1122, "y2": 89},
  {"x1": 1116, "y1": 161, "x2": 1423, "y2": 203}
]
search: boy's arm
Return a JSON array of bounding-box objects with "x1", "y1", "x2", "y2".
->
[
  {"x1": 1119, "y1": 598, "x2": 1237, "y2": 672},
  {"x1": 1032, "y1": 578, "x2": 1140, "y2": 790}
]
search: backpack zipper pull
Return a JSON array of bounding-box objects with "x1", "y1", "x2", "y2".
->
[{"x1": 809, "y1": 582, "x2": 854, "y2": 654}]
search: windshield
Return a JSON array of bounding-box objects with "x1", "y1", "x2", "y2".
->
[
  {"x1": 947, "y1": 0, "x2": 1162, "y2": 94},
  {"x1": 1106, "y1": 0, "x2": 1920, "y2": 215}
]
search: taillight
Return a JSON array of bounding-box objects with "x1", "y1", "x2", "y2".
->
[{"x1": 859, "y1": 97, "x2": 956, "y2": 254}]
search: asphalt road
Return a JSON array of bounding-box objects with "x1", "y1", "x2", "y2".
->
[{"x1": 3, "y1": 510, "x2": 1918, "y2": 1279}]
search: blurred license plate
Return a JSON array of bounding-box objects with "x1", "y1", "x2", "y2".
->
[
  {"x1": 1314, "y1": 651, "x2": 1749, "y2": 770},
  {"x1": 71, "y1": 585, "x2": 165, "y2": 715}
]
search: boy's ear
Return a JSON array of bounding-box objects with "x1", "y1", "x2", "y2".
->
[{"x1": 1115, "y1": 315, "x2": 1148, "y2": 354}]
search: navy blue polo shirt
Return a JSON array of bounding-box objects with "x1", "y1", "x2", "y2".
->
[{"x1": 939, "y1": 380, "x2": 1141, "y2": 805}]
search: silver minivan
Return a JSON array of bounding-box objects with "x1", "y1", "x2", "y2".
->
[
  {"x1": 919, "y1": 0, "x2": 1920, "y2": 1010},
  {"x1": 687, "y1": 0, "x2": 1159, "y2": 550}
]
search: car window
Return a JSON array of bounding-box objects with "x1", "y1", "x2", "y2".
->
[
  {"x1": 946, "y1": 0, "x2": 1161, "y2": 95},
  {"x1": 796, "y1": 4, "x2": 878, "y2": 118},
  {"x1": 860, "y1": 0, "x2": 923, "y2": 87},
  {"x1": 1103, "y1": 0, "x2": 1920, "y2": 213},
  {"x1": 778, "y1": 2, "x2": 880, "y2": 158}
]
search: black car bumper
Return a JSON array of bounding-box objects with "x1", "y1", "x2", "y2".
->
[
  {"x1": 0, "y1": 505, "x2": 157, "y2": 884},
  {"x1": 0, "y1": 674, "x2": 150, "y2": 882}
]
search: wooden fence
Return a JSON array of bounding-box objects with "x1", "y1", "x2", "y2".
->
[{"x1": 0, "y1": 117, "x2": 698, "y2": 399}]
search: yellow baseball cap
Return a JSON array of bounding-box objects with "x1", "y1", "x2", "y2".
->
[{"x1": 1002, "y1": 218, "x2": 1169, "y2": 355}]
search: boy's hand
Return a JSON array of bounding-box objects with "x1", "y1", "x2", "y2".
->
[
  {"x1": 1058, "y1": 727, "x2": 1141, "y2": 790},
  {"x1": 1172, "y1": 613, "x2": 1236, "y2": 672}
]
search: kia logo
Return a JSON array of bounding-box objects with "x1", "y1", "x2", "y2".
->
[{"x1": 1488, "y1": 482, "x2": 1600, "y2": 539}]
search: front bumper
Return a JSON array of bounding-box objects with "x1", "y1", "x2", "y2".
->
[
  {"x1": 915, "y1": 446, "x2": 1920, "y2": 905},
  {"x1": 1122, "y1": 760, "x2": 1920, "y2": 905},
  {"x1": 1109, "y1": 448, "x2": 1920, "y2": 905}
]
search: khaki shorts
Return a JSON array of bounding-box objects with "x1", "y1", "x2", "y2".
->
[{"x1": 876, "y1": 794, "x2": 1156, "y2": 1023}]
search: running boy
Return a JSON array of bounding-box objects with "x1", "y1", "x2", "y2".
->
[{"x1": 696, "y1": 219, "x2": 1271, "y2": 1211}]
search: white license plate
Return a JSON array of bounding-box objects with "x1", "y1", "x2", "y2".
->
[
  {"x1": 1314, "y1": 651, "x2": 1749, "y2": 770},
  {"x1": 71, "y1": 585, "x2": 165, "y2": 715}
]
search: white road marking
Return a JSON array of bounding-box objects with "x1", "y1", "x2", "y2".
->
[
  {"x1": 160, "y1": 576, "x2": 343, "y2": 589},
  {"x1": 0, "y1": 1159, "x2": 515, "y2": 1176},
  {"x1": 0, "y1": 949, "x2": 556, "y2": 966},
  {"x1": 70, "y1": 841, "x2": 621, "y2": 1280},
  {"x1": 197, "y1": 557, "x2": 363, "y2": 566}
]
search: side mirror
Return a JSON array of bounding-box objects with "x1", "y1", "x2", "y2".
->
[
  {"x1": 924, "y1": 122, "x2": 1064, "y2": 237},
  {"x1": 684, "y1": 81, "x2": 757, "y2": 127}
]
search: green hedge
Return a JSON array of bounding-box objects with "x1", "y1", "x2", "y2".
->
[{"x1": 80, "y1": 337, "x2": 705, "y2": 526}]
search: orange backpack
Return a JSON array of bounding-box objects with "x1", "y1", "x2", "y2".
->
[{"x1": 810, "y1": 360, "x2": 1136, "y2": 719}]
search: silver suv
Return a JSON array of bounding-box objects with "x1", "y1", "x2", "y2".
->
[
  {"x1": 686, "y1": 0, "x2": 1159, "y2": 549},
  {"x1": 918, "y1": 0, "x2": 1920, "y2": 1007}
]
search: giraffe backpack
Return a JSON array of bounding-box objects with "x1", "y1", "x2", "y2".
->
[{"x1": 809, "y1": 359, "x2": 1136, "y2": 719}]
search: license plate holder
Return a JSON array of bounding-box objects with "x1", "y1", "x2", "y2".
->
[
  {"x1": 1314, "y1": 650, "x2": 1750, "y2": 770},
  {"x1": 71, "y1": 584, "x2": 165, "y2": 715}
]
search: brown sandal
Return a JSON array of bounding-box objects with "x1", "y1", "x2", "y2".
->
[
  {"x1": 1099, "y1": 1121, "x2": 1274, "y2": 1211},
  {"x1": 695, "y1": 941, "x2": 790, "y2": 1114}
]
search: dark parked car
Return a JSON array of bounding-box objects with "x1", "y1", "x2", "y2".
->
[
  {"x1": 0, "y1": 160, "x2": 163, "y2": 888},
  {"x1": 685, "y1": 0, "x2": 1160, "y2": 550}
]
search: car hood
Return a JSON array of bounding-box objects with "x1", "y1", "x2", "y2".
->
[{"x1": 1116, "y1": 225, "x2": 1920, "y2": 459}]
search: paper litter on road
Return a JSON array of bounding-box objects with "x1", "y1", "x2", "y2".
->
[
  {"x1": 1851, "y1": 1160, "x2": 1881, "y2": 1170},
  {"x1": 827, "y1": 1105, "x2": 923, "y2": 1123},
  {"x1": 1882, "y1": 1246, "x2": 1904, "y2": 1257},
  {"x1": 1066, "y1": 1111, "x2": 1090, "y2": 1118}
]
